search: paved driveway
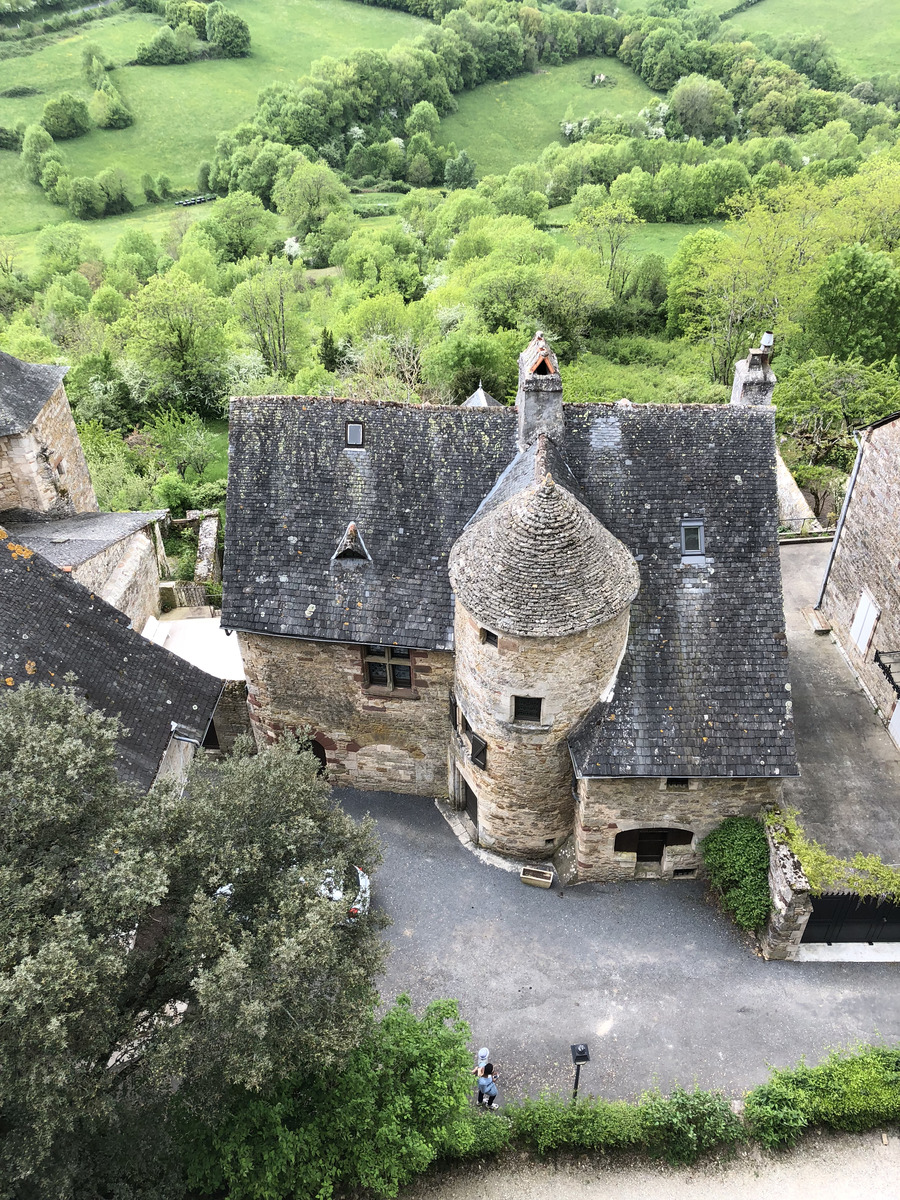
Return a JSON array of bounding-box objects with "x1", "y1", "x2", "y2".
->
[
  {"x1": 337, "y1": 788, "x2": 900, "y2": 1104},
  {"x1": 780, "y1": 542, "x2": 900, "y2": 862}
]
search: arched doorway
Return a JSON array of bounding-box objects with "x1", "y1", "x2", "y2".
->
[
  {"x1": 614, "y1": 827, "x2": 693, "y2": 865},
  {"x1": 308, "y1": 740, "x2": 328, "y2": 775}
]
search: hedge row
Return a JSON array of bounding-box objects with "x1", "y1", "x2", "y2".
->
[{"x1": 445, "y1": 1046, "x2": 900, "y2": 1168}]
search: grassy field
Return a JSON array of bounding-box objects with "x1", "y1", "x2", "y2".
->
[
  {"x1": 724, "y1": 0, "x2": 900, "y2": 78},
  {"x1": 3, "y1": 196, "x2": 221, "y2": 271},
  {"x1": 0, "y1": 0, "x2": 426, "y2": 237},
  {"x1": 546, "y1": 206, "x2": 724, "y2": 260},
  {"x1": 439, "y1": 56, "x2": 655, "y2": 177}
]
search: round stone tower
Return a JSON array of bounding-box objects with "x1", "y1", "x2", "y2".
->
[{"x1": 447, "y1": 471, "x2": 640, "y2": 858}]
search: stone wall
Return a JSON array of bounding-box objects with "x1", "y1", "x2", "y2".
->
[
  {"x1": 821, "y1": 419, "x2": 900, "y2": 727},
  {"x1": 237, "y1": 632, "x2": 454, "y2": 795},
  {"x1": 1, "y1": 385, "x2": 97, "y2": 514},
  {"x1": 574, "y1": 774, "x2": 782, "y2": 882},
  {"x1": 451, "y1": 603, "x2": 630, "y2": 858},
  {"x1": 758, "y1": 822, "x2": 813, "y2": 959},
  {"x1": 71, "y1": 530, "x2": 160, "y2": 630},
  {"x1": 212, "y1": 679, "x2": 251, "y2": 752}
]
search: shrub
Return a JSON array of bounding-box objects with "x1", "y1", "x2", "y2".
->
[
  {"x1": 443, "y1": 1107, "x2": 513, "y2": 1160},
  {"x1": 700, "y1": 816, "x2": 772, "y2": 931},
  {"x1": 41, "y1": 91, "x2": 91, "y2": 139},
  {"x1": 745, "y1": 1046, "x2": 900, "y2": 1148},
  {"x1": 641, "y1": 1087, "x2": 744, "y2": 1165},
  {"x1": 509, "y1": 1094, "x2": 646, "y2": 1155}
]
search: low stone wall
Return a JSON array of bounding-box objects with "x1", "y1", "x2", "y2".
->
[
  {"x1": 160, "y1": 580, "x2": 209, "y2": 610},
  {"x1": 193, "y1": 511, "x2": 221, "y2": 585},
  {"x1": 759, "y1": 823, "x2": 813, "y2": 960}
]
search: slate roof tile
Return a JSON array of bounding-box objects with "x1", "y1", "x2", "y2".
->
[
  {"x1": 0, "y1": 351, "x2": 67, "y2": 436},
  {"x1": 1, "y1": 509, "x2": 166, "y2": 568},
  {"x1": 0, "y1": 531, "x2": 221, "y2": 791},
  {"x1": 223, "y1": 395, "x2": 797, "y2": 779}
]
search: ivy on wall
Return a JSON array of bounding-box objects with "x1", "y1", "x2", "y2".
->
[{"x1": 766, "y1": 808, "x2": 900, "y2": 903}]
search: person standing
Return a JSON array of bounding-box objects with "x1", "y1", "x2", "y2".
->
[{"x1": 476, "y1": 1061, "x2": 499, "y2": 1110}]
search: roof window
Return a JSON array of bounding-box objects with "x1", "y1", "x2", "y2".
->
[
  {"x1": 345, "y1": 421, "x2": 364, "y2": 448},
  {"x1": 681, "y1": 520, "x2": 704, "y2": 558}
]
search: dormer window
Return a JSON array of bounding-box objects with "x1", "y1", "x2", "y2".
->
[
  {"x1": 681, "y1": 520, "x2": 704, "y2": 557},
  {"x1": 345, "y1": 421, "x2": 364, "y2": 447}
]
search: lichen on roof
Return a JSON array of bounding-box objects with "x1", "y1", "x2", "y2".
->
[{"x1": 449, "y1": 470, "x2": 640, "y2": 638}]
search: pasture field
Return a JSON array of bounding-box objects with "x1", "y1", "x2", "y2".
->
[
  {"x1": 0, "y1": 0, "x2": 426, "y2": 236},
  {"x1": 439, "y1": 56, "x2": 655, "y2": 177},
  {"x1": 547, "y1": 208, "x2": 723, "y2": 260},
  {"x1": 725, "y1": 0, "x2": 900, "y2": 78}
]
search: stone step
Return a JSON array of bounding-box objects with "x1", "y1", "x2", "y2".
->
[{"x1": 802, "y1": 606, "x2": 831, "y2": 634}]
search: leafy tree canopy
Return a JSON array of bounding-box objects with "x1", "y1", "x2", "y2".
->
[{"x1": 0, "y1": 685, "x2": 386, "y2": 1198}]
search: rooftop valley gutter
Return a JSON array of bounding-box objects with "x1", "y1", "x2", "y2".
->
[{"x1": 815, "y1": 428, "x2": 865, "y2": 610}]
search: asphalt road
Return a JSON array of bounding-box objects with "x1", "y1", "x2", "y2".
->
[{"x1": 337, "y1": 787, "x2": 900, "y2": 1104}]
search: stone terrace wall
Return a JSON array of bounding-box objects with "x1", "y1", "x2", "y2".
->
[
  {"x1": 758, "y1": 823, "x2": 813, "y2": 959},
  {"x1": 575, "y1": 775, "x2": 782, "y2": 882},
  {"x1": 821, "y1": 419, "x2": 900, "y2": 725},
  {"x1": 32, "y1": 385, "x2": 97, "y2": 513},
  {"x1": 238, "y1": 632, "x2": 453, "y2": 796},
  {"x1": 71, "y1": 531, "x2": 160, "y2": 630},
  {"x1": 212, "y1": 680, "x2": 251, "y2": 752}
]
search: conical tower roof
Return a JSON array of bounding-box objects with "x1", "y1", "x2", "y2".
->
[{"x1": 449, "y1": 473, "x2": 640, "y2": 638}]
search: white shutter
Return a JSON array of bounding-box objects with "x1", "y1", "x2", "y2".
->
[
  {"x1": 849, "y1": 590, "x2": 879, "y2": 652},
  {"x1": 889, "y1": 704, "x2": 900, "y2": 750}
]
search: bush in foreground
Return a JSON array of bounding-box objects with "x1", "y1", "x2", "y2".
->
[{"x1": 745, "y1": 1045, "x2": 900, "y2": 1148}]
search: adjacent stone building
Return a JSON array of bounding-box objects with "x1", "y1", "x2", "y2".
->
[
  {"x1": 0, "y1": 351, "x2": 97, "y2": 515},
  {"x1": 818, "y1": 410, "x2": 900, "y2": 748},
  {"x1": 0, "y1": 523, "x2": 221, "y2": 791},
  {"x1": 223, "y1": 333, "x2": 797, "y2": 881}
]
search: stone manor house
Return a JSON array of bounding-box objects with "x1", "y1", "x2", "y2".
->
[{"x1": 223, "y1": 333, "x2": 798, "y2": 882}]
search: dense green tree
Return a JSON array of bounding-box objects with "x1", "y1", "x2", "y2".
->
[
  {"x1": 274, "y1": 157, "x2": 351, "y2": 238},
  {"x1": 67, "y1": 175, "x2": 106, "y2": 220},
  {"x1": 120, "y1": 272, "x2": 230, "y2": 405},
  {"x1": 187, "y1": 996, "x2": 473, "y2": 1200},
  {"x1": 231, "y1": 257, "x2": 308, "y2": 375},
  {"x1": 571, "y1": 197, "x2": 643, "y2": 297},
  {"x1": 95, "y1": 167, "x2": 134, "y2": 216},
  {"x1": 666, "y1": 74, "x2": 736, "y2": 142},
  {"x1": 774, "y1": 357, "x2": 900, "y2": 470},
  {"x1": 405, "y1": 99, "x2": 440, "y2": 139},
  {"x1": 208, "y1": 7, "x2": 251, "y2": 57},
  {"x1": 444, "y1": 149, "x2": 477, "y2": 190},
  {"x1": 204, "y1": 189, "x2": 279, "y2": 261},
  {"x1": 806, "y1": 243, "x2": 900, "y2": 363},
  {"x1": 20, "y1": 122, "x2": 56, "y2": 184},
  {"x1": 0, "y1": 686, "x2": 385, "y2": 1198},
  {"x1": 41, "y1": 91, "x2": 91, "y2": 139}
]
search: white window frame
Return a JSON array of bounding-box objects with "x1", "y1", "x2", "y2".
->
[
  {"x1": 848, "y1": 589, "x2": 880, "y2": 654},
  {"x1": 889, "y1": 703, "x2": 900, "y2": 750}
]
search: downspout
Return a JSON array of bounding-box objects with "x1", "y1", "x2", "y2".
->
[{"x1": 815, "y1": 428, "x2": 865, "y2": 610}]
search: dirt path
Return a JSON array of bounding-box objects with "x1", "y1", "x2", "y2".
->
[{"x1": 404, "y1": 1132, "x2": 900, "y2": 1200}]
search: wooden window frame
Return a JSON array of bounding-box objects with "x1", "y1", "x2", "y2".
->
[
  {"x1": 470, "y1": 732, "x2": 487, "y2": 771},
  {"x1": 362, "y1": 645, "x2": 415, "y2": 694},
  {"x1": 481, "y1": 628, "x2": 498, "y2": 647}
]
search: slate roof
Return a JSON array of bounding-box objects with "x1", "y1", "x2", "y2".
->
[
  {"x1": 463, "y1": 383, "x2": 501, "y2": 407},
  {"x1": 223, "y1": 397, "x2": 519, "y2": 649},
  {"x1": 0, "y1": 351, "x2": 67, "y2": 437},
  {"x1": 0, "y1": 529, "x2": 222, "y2": 791},
  {"x1": 449, "y1": 467, "x2": 640, "y2": 638},
  {"x1": 223, "y1": 396, "x2": 796, "y2": 778},
  {"x1": 0, "y1": 509, "x2": 165, "y2": 568}
]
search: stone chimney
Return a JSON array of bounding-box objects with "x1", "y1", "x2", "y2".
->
[
  {"x1": 730, "y1": 332, "x2": 776, "y2": 406},
  {"x1": 516, "y1": 331, "x2": 564, "y2": 450}
]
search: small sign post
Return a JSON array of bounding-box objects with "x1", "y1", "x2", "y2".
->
[{"x1": 570, "y1": 1042, "x2": 590, "y2": 1102}]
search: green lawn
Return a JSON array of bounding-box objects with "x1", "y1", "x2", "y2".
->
[
  {"x1": 203, "y1": 418, "x2": 229, "y2": 483},
  {"x1": 3, "y1": 193, "x2": 216, "y2": 271},
  {"x1": 724, "y1": 0, "x2": 900, "y2": 77},
  {"x1": 439, "y1": 56, "x2": 655, "y2": 177},
  {"x1": 546, "y1": 209, "x2": 724, "y2": 261},
  {"x1": 0, "y1": 0, "x2": 427, "y2": 238}
]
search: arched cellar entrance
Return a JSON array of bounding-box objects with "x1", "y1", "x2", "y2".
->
[
  {"x1": 308, "y1": 740, "x2": 328, "y2": 775},
  {"x1": 614, "y1": 827, "x2": 695, "y2": 878}
]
